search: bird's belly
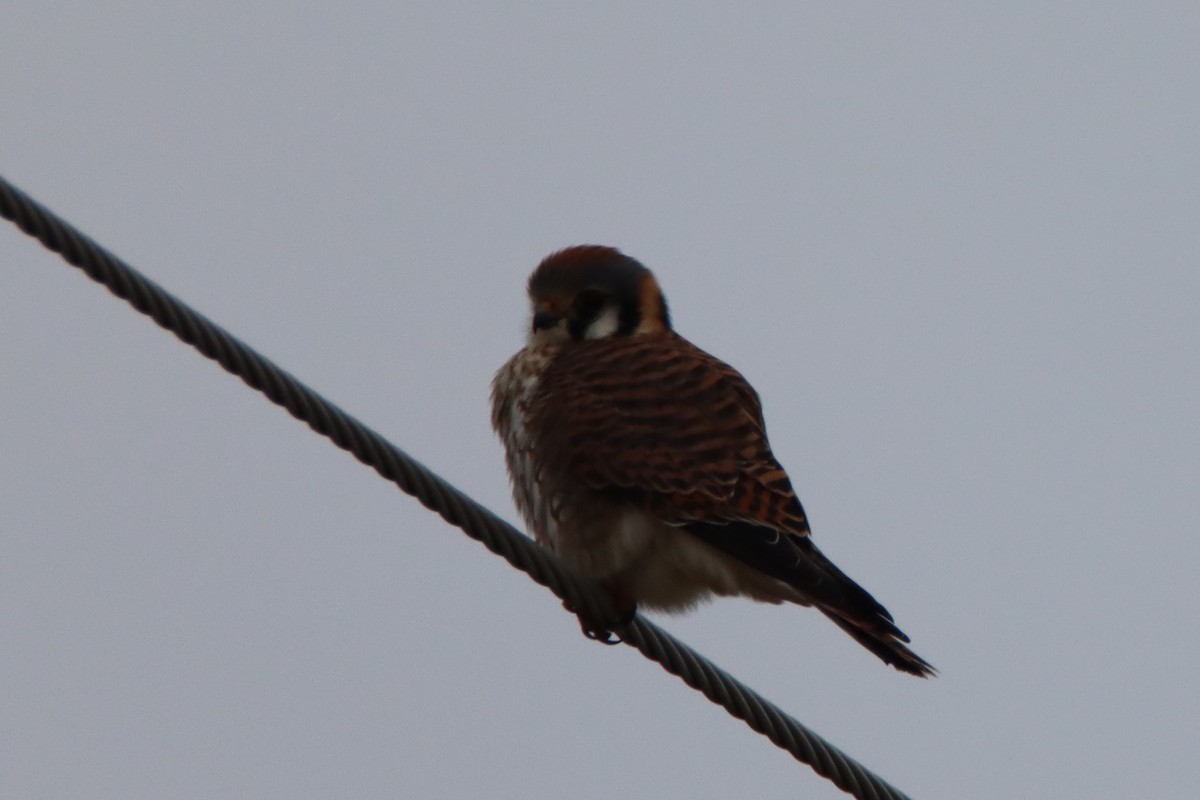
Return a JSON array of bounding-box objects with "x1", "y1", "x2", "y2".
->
[
  {"x1": 551, "y1": 505, "x2": 797, "y2": 612},
  {"x1": 543, "y1": 502, "x2": 659, "y2": 578}
]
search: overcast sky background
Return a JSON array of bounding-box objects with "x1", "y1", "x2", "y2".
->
[{"x1": 2, "y1": 5, "x2": 1198, "y2": 799}]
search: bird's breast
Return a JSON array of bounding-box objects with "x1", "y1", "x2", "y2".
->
[{"x1": 491, "y1": 346, "x2": 557, "y2": 546}]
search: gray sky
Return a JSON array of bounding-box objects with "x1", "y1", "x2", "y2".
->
[{"x1": 3, "y1": 4, "x2": 1197, "y2": 799}]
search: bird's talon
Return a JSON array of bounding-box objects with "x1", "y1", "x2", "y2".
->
[
  {"x1": 564, "y1": 598, "x2": 629, "y2": 644},
  {"x1": 584, "y1": 627, "x2": 623, "y2": 645}
]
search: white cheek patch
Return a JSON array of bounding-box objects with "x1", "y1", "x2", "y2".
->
[{"x1": 584, "y1": 305, "x2": 621, "y2": 339}]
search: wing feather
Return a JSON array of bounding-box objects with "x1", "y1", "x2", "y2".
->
[{"x1": 530, "y1": 332, "x2": 810, "y2": 534}]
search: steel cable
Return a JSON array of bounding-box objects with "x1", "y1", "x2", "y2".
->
[{"x1": 1, "y1": 173, "x2": 914, "y2": 800}]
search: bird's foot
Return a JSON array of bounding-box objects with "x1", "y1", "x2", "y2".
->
[
  {"x1": 562, "y1": 587, "x2": 636, "y2": 646},
  {"x1": 582, "y1": 622, "x2": 623, "y2": 646}
]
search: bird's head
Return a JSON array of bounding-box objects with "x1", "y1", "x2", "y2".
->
[{"x1": 524, "y1": 245, "x2": 672, "y2": 346}]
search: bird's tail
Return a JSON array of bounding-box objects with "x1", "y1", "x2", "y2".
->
[
  {"x1": 681, "y1": 518, "x2": 934, "y2": 676},
  {"x1": 798, "y1": 539, "x2": 936, "y2": 678},
  {"x1": 819, "y1": 607, "x2": 935, "y2": 677}
]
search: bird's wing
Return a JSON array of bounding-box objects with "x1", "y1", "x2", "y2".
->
[{"x1": 532, "y1": 331, "x2": 811, "y2": 536}]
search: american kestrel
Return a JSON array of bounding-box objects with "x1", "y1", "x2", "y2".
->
[{"x1": 491, "y1": 246, "x2": 933, "y2": 676}]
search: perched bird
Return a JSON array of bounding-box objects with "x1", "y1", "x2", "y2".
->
[{"x1": 491, "y1": 246, "x2": 933, "y2": 676}]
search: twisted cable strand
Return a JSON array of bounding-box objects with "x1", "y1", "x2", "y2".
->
[{"x1": 1, "y1": 173, "x2": 913, "y2": 800}]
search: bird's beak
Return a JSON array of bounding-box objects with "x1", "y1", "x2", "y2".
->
[{"x1": 532, "y1": 307, "x2": 561, "y2": 332}]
